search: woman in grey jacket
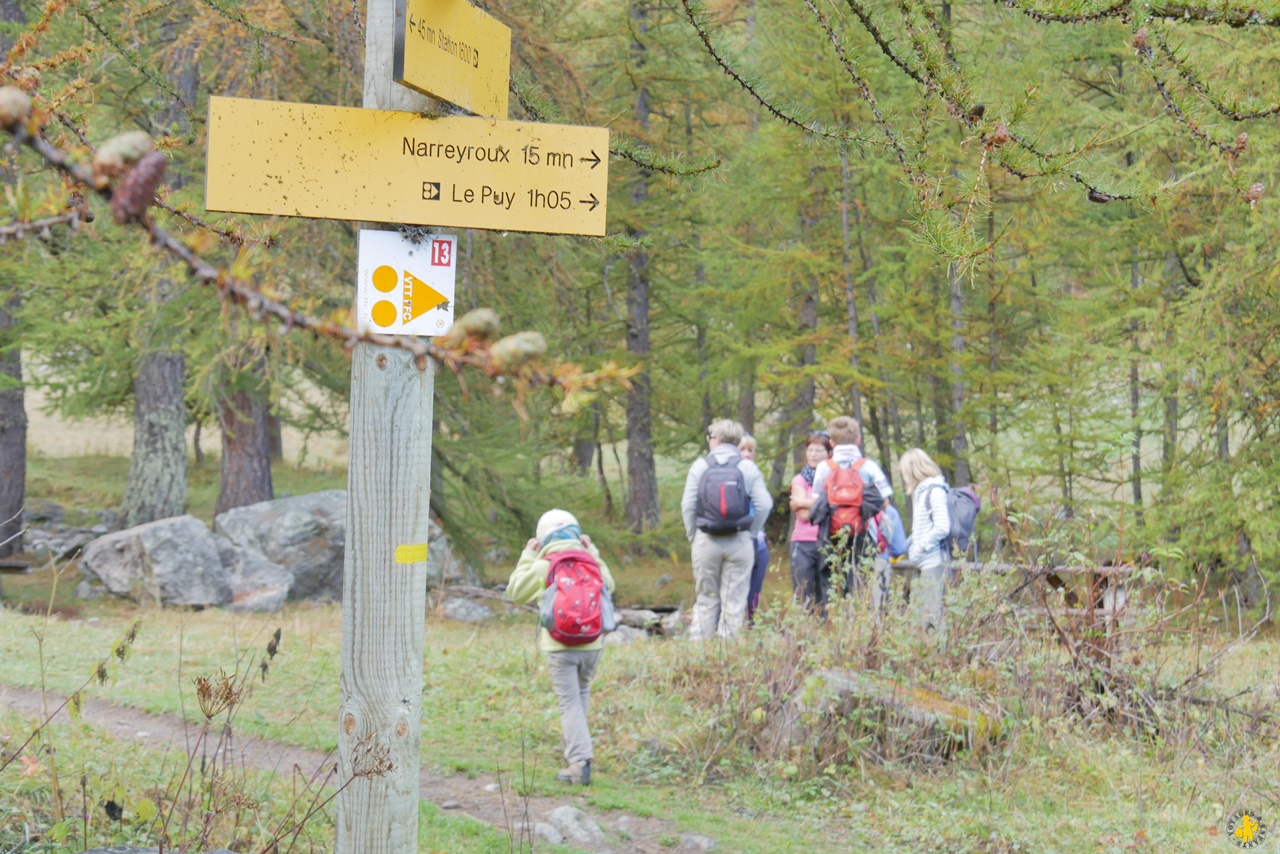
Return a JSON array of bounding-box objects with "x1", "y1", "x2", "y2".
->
[{"x1": 899, "y1": 448, "x2": 950, "y2": 632}]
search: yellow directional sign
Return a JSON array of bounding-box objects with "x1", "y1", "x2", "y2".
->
[
  {"x1": 204, "y1": 97, "x2": 609, "y2": 236},
  {"x1": 395, "y1": 0, "x2": 510, "y2": 118}
]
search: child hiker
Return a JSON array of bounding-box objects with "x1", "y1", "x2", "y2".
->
[{"x1": 506, "y1": 509, "x2": 616, "y2": 785}]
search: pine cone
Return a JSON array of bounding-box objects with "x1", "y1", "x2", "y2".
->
[
  {"x1": 1234, "y1": 132, "x2": 1249, "y2": 154},
  {"x1": 1244, "y1": 183, "x2": 1264, "y2": 206},
  {"x1": 0, "y1": 87, "x2": 31, "y2": 129},
  {"x1": 438, "y1": 308, "x2": 501, "y2": 348},
  {"x1": 1132, "y1": 28, "x2": 1148, "y2": 51},
  {"x1": 93, "y1": 131, "x2": 156, "y2": 189},
  {"x1": 487, "y1": 331, "x2": 547, "y2": 373},
  {"x1": 111, "y1": 150, "x2": 167, "y2": 224},
  {"x1": 1087, "y1": 189, "x2": 1113, "y2": 204},
  {"x1": 990, "y1": 123, "x2": 1010, "y2": 147}
]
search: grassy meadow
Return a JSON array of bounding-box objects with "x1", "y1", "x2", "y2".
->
[{"x1": 2, "y1": 456, "x2": 1276, "y2": 852}]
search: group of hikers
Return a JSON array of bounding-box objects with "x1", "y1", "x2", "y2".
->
[{"x1": 504, "y1": 413, "x2": 977, "y2": 786}]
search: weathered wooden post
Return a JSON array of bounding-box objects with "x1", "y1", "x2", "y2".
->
[{"x1": 334, "y1": 0, "x2": 435, "y2": 848}]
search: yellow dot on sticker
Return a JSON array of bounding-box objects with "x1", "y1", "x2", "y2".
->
[
  {"x1": 371, "y1": 300, "x2": 397, "y2": 328},
  {"x1": 395, "y1": 543, "x2": 428, "y2": 564},
  {"x1": 372, "y1": 265, "x2": 399, "y2": 293}
]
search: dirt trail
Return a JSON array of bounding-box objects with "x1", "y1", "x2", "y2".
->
[{"x1": 0, "y1": 684, "x2": 686, "y2": 852}]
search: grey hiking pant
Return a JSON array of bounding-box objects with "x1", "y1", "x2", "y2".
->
[
  {"x1": 913, "y1": 552, "x2": 947, "y2": 633},
  {"x1": 689, "y1": 530, "x2": 755, "y2": 640},
  {"x1": 547, "y1": 649, "x2": 601, "y2": 764}
]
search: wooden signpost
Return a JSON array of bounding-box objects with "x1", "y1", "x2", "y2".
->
[
  {"x1": 201, "y1": 0, "x2": 610, "y2": 848},
  {"x1": 394, "y1": 0, "x2": 511, "y2": 117},
  {"x1": 205, "y1": 97, "x2": 608, "y2": 235}
]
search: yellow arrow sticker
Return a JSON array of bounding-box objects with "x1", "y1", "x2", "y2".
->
[
  {"x1": 395, "y1": 543, "x2": 429, "y2": 564},
  {"x1": 402, "y1": 269, "x2": 450, "y2": 321}
]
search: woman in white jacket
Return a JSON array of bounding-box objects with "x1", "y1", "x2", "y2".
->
[{"x1": 899, "y1": 448, "x2": 950, "y2": 632}]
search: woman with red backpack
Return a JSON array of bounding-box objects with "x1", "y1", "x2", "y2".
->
[{"x1": 506, "y1": 509, "x2": 616, "y2": 786}]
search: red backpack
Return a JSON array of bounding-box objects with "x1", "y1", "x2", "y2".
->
[
  {"x1": 538, "y1": 549, "x2": 613, "y2": 646},
  {"x1": 826, "y1": 458, "x2": 867, "y2": 534}
]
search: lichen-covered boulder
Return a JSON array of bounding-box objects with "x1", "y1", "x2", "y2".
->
[{"x1": 80, "y1": 515, "x2": 230, "y2": 607}]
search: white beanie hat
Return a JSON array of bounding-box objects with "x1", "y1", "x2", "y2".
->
[{"x1": 536, "y1": 508, "x2": 579, "y2": 541}]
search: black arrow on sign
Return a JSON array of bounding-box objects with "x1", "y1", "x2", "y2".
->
[
  {"x1": 579, "y1": 193, "x2": 600, "y2": 212},
  {"x1": 582, "y1": 150, "x2": 602, "y2": 169}
]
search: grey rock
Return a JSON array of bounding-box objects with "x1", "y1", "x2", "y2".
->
[
  {"x1": 680, "y1": 832, "x2": 718, "y2": 850},
  {"x1": 80, "y1": 516, "x2": 230, "y2": 607},
  {"x1": 56, "y1": 531, "x2": 95, "y2": 561},
  {"x1": 441, "y1": 799, "x2": 462, "y2": 810},
  {"x1": 547, "y1": 805, "x2": 604, "y2": 845},
  {"x1": 90, "y1": 524, "x2": 110, "y2": 535},
  {"x1": 659, "y1": 609, "x2": 685, "y2": 636},
  {"x1": 23, "y1": 499, "x2": 63, "y2": 525},
  {"x1": 215, "y1": 534, "x2": 293, "y2": 612},
  {"x1": 213, "y1": 491, "x2": 477, "y2": 601},
  {"x1": 75, "y1": 580, "x2": 102, "y2": 600},
  {"x1": 616, "y1": 608, "x2": 661, "y2": 629},
  {"x1": 97, "y1": 508, "x2": 122, "y2": 531},
  {"x1": 655, "y1": 573, "x2": 673, "y2": 589},
  {"x1": 426, "y1": 517, "x2": 476, "y2": 587},
  {"x1": 604, "y1": 625, "x2": 647, "y2": 645},
  {"x1": 214, "y1": 491, "x2": 347, "y2": 600},
  {"x1": 441, "y1": 597, "x2": 493, "y2": 623},
  {"x1": 521, "y1": 821, "x2": 564, "y2": 845}
]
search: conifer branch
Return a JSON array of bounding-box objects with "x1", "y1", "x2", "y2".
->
[
  {"x1": 76, "y1": 5, "x2": 198, "y2": 127},
  {"x1": 0, "y1": 207, "x2": 87, "y2": 244},
  {"x1": 1151, "y1": 28, "x2": 1280, "y2": 121},
  {"x1": 992, "y1": 0, "x2": 1128, "y2": 25},
  {"x1": 511, "y1": 75, "x2": 721, "y2": 177},
  {"x1": 801, "y1": 0, "x2": 914, "y2": 175},
  {"x1": 3, "y1": 118, "x2": 632, "y2": 396},
  {"x1": 843, "y1": 0, "x2": 927, "y2": 85},
  {"x1": 897, "y1": 0, "x2": 1135, "y2": 201},
  {"x1": 1133, "y1": 28, "x2": 1238, "y2": 155},
  {"x1": 994, "y1": 0, "x2": 1280, "y2": 27},
  {"x1": 193, "y1": 0, "x2": 302, "y2": 44},
  {"x1": 680, "y1": 0, "x2": 870, "y2": 145}
]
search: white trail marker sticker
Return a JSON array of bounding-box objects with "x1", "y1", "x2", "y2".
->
[{"x1": 357, "y1": 230, "x2": 457, "y2": 336}]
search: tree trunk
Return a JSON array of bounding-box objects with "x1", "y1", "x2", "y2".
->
[
  {"x1": 215, "y1": 359, "x2": 273, "y2": 516},
  {"x1": 790, "y1": 278, "x2": 817, "y2": 469},
  {"x1": 839, "y1": 155, "x2": 864, "y2": 425},
  {"x1": 122, "y1": 349, "x2": 187, "y2": 527},
  {"x1": 696, "y1": 322, "x2": 712, "y2": 432},
  {"x1": 624, "y1": 2, "x2": 660, "y2": 534},
  {"x1": 592, "y1": 404, "x2": 613, "y2": 518},
  {"x1": 572, "y1": 436, "x2": 595, "y2": 476},
  {"x1": 1129, "y1": 260, "x2": 1144, "y2": 522},
  {"x1": 737, "y1": 359, "x2": 756, "y2": 434},
  {"x1": 267, "y1": 412, "x2": 284, "y2": 462},
  {"x1": 0, "y1": 0, "x2": 25, "y2": 558},
  {"x1": 0, "y1": 293, "x2": 24, "y2": 556},
  {"x1": 948, "y1": 262, "x2": 970, "y2": 486}
]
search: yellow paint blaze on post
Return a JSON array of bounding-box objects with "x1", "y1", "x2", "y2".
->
[
  {"x1": 395, "y1": 543, "x2": 429, "y2": 564},
  {"x1": 395, "y1": 0, "x2": 511, "y2": 118},
  {"x1": 204, "y1": 97, "x2": 609, "y2": 236}
]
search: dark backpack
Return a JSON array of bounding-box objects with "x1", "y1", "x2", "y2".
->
[
  {"x1": 539, "y1": 549, "x2": 615, "y2": 646},
  {"x1": 926, "y1": 484, "x2": 981, "y2": 554},
  {"x1": 695, "y1": 450, "x2": 753, "y2": 534}
]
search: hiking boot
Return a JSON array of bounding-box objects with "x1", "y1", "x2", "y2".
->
[{"x1": 556, "y1": 760, "x2": 591, "y2": 785}]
